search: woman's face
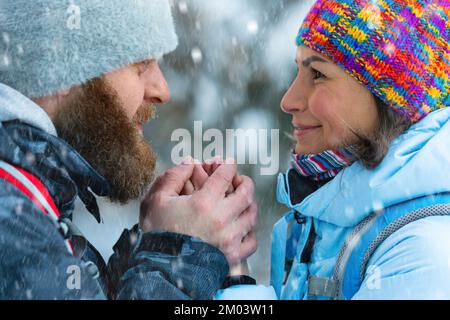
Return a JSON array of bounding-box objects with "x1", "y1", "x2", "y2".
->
[{"x1": 281, "y1": 46, "x2": 379, "y2": 155}]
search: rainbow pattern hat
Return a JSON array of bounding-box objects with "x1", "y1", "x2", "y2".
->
[{"x1": 297, "y1": 0, "x2": 450, "y2": 122}]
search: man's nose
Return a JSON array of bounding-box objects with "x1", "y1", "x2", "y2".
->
[{"x1": 143, "y1": 62, "x2": 171, "y2": 104}]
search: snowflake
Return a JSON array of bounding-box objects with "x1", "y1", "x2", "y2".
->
[
  {"x1": 178, "y1": 1, "x2": 188, "y2": 14},
  {"x1": 191, "y1": 47, "x2": 203, "y2": 64},
  {"x1": 1, "y1": 54, "x2": 10, "y2": 67},
  {"x1": 247, "y1": 20, "x2": 259, "y2": 35}
]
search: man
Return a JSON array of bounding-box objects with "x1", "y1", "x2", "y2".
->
[{"x1": 0, "y1": 0, "x2": 257, "y2": 299}]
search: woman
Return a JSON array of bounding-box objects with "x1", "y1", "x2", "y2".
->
[{"x1": 216, "y1": 0, "x2": 450, "y2": 300}]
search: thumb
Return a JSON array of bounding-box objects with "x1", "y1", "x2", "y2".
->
[
  {"x1": 152, "y1": 158, "x2": 196, "y2": 197},
  {"x1": 199, "y1": 159, "x2": 237, "y2": 200}
]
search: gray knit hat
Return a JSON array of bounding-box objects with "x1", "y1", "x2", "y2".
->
[{"x1": 0, "y1": 0, "x2": 178, "y2": 98}]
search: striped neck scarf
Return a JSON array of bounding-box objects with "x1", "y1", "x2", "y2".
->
[{"x1": 291, "y1": 148, "x2": 356, "y2": 181}]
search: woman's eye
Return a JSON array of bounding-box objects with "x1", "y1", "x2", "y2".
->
[{"x1": 312, "y1": 68, "x2": 326, "y2": 80}]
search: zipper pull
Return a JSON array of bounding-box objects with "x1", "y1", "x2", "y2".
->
[{"x1": 294, "y1": 211, "x2": 307, "y2": 224}]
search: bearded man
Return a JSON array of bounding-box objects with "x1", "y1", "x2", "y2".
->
[{"x1": 0, "y1": 0, "x2": 258, "y2": 299}]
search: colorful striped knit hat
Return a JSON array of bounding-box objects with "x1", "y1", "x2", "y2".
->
[{"x1": 297, "y1": 0, "x2": 450, "y2": 123}]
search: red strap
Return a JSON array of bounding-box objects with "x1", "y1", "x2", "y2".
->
[
  {"x1": 0, "y1": 167, "x2": 48, "y2": 214},
  {"x1": 0, "y1": 163, "x2": 73, "y2": 254},
  {"x1": 14, "y1": 166, "x2": 60, "y2": 218}
]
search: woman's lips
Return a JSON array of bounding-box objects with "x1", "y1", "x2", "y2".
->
[{"x1": 293, "y1": 124, "x2": 322, "y2": 138}]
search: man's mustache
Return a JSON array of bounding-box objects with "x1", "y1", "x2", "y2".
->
[{"x1": 133, "y1": 104, "x2": 156, "y2": 125}]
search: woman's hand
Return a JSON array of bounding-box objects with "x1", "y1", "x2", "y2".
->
[
  {"x1": 181, "y1": 157, "x2": 257, "y2": 276},
  {"x1": 181, "y1": 156, "x2": 234, "y2": 196}
]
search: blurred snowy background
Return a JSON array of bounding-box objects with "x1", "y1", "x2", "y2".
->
[{"x1": 74, "y1": 0, "x2": 315, "y2": 285}]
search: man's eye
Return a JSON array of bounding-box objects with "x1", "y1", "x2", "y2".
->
[
  {"x1": 137, "y1": 61, "x2": 151, "y2": 74},
  {"x1": 312, "y1": 68, "x2": 326, "y2": 80}
]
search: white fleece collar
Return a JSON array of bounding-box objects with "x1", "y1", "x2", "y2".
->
[{"x1": 0, "y1": 83, "x2": 57, "y2": 136}]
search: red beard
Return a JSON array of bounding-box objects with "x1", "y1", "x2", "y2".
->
[{"x1": 53, "y1": 77, "x2": 156, "y2": 204}]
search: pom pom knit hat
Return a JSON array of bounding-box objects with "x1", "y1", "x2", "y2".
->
[
  {"x1": 0, "y1": 0, "x2": 178, "y2": 98},
  {"x1": 297, "y1": 0, "x2": 450, "y2": 123}
]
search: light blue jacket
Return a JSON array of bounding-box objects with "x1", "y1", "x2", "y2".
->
[{"x1": 216, "y1": 108, "x2": 450, "y2": 300}]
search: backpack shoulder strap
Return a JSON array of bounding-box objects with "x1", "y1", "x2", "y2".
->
[
  {"x1": 0, "y1": 159, "x2": 74, "y2": 255},
  {"x1": 335, "y1": 193, "x2": 450, "y2": 300},
  {"x1": 307, "y1": 193, "x2": 450, "y2": 300}
]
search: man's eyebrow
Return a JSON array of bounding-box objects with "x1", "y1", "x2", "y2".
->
[
  {"x1": 295, "y1": 56, "x2": 328, "y2": 67},
  {"x1": 133, "y1": 59, "x2": 152, "y2": 66}
]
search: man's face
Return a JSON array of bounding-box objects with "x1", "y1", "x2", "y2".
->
[{"x1": 53, "y1": 60, "x2": 171, "y2": 203}]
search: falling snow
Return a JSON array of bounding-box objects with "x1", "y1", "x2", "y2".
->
[{"x1": 1, "y1": 0, "x2": 446, "y2": 301}]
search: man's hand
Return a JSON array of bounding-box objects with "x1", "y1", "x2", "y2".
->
[
  {"x1": 139, "y1": 158, "x2": 258, "y2": 267},
  {"x1": 180, "y1": 157, "x2": 257, "y2": 275}
]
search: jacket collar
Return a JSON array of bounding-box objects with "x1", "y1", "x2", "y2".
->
[
  {"x1": 278, "y1": 108, "x2": 450, "y2": 228},
  {"x1": 0, "y1": 83, "x2": 110, "y2": 222},
  {"x1": 0, "y1": 84, "x2": 57, "y2": 136}
]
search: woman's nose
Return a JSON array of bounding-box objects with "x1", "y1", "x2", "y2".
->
[{"x1": 280, "y1": 81, "x2": 308, "y2": 114}]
